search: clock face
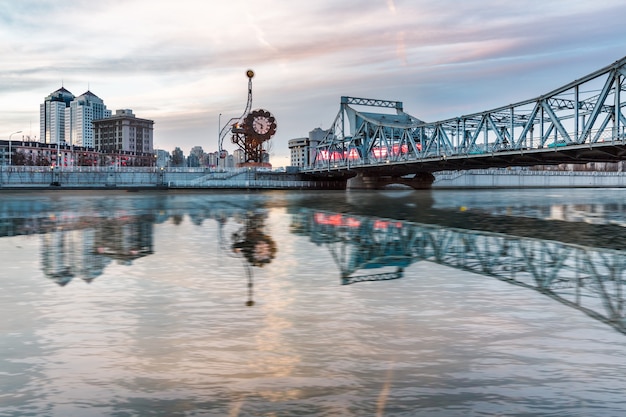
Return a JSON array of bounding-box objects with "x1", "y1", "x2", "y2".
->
[
  {"x1": 253, "y1": 116, "x2": 271, "y2": 135},
  {"x1": 244, "y1": 109, "x2": 276, "y2": 140}
]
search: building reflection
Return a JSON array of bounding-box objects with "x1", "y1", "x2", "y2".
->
[
  {"x1": 0, "y1": 196, "x2": 276, "y2": 301},
  {"x1": 39, "y1": 214, "x2": 155, "y2": 286},
  {"x1": 292, "y1": 208, "x2": 626, "y2": 335}
]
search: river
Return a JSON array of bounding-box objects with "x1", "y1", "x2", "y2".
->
[{"x1": 1, "y1": 188, "x2": 626, "y2": 416}]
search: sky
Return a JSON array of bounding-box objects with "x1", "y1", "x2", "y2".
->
[{"x1": 2, "y1": 0, "x2": 626, "y2": 167}]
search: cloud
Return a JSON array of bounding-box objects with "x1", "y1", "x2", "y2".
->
[{"x1": 1, "y1": 0, "x2": 626, "y2": 165}]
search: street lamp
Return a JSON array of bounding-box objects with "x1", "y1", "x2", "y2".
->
[
  {"x1": 218, "y1": 113, "x2": 222, "y2": 170},
  {"x1": 8, "y1": 131, "x2": 22, "y2": 166}
]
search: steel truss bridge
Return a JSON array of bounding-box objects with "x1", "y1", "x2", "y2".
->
[
  {"x1": 293, "y1": 209, "x2": 626, "y2": 335},
  {"x1": 304, "y1": 56, "x2": 626, "y2": 188}
]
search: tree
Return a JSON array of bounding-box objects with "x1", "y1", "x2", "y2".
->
[
  {"x1": 35, "y1": 154, "x2": 50, "y2": 166},
  {"x1": 13, "y1": 150, "x2": 27, "y2": 166}
]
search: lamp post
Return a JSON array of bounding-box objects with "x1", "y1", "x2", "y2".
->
[
  {"x1": 218, "y1": 113, "x2": 222, "y2": 170},
  {"x1": 8, "y1": 131, "x2": 22, "y2": 166}
]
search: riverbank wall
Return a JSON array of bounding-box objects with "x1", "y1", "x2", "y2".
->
[
  {"x1": 4, "y1": 167, "x2": 626, "y2": 190},
  {"x1": 0, "y1": 167, "x2": 346, "y2": 190},
  {"x1": 432, "y1": 169, "x2": 626, "y2": 189}
]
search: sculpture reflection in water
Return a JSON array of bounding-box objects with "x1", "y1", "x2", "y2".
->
[
  {"x1": 293, "y1": 208, "x2": 626, "y2": 335},
  {"x1": 218, "y1": 206, "x2": 277, "y2": 306}
]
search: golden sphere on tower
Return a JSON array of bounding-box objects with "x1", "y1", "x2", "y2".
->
[{"x1": 246, "y1": 69, "x2": 255, "y2": 78}]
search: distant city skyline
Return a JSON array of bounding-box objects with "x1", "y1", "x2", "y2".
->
[{"x1": 2, "y1": 1, "x2": 626, "y2": 167}]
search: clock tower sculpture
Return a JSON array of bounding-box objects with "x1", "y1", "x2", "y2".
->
[{"x1": 218, "y1": 70, "x2": 277, "y2": 167}]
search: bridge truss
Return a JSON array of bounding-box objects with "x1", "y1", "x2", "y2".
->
[{"x1": 310, "y1": 56, "x2": 626, "y2": 173}]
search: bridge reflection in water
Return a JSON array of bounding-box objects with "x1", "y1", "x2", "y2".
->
[{"x1": 293, "y1": 208, "x2": 626, "y2": 335}]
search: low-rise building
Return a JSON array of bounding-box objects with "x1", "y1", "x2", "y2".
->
[
  {"x1": 289, "y1": 128, "x2": 329, "y2": 167},
  {"x1": 289, "y1": 137, "x2": 309, "y2": 167},
  {"x1": 93, "y1": 109, "x2": 154, "y2": 154}
]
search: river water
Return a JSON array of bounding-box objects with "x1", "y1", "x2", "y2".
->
[{"x1": 1, "y1": 188, "x2": 626, "y2": 417}]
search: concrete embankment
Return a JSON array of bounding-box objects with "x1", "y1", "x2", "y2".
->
[
  {"x1": 3, "y1": 167, "x2": 626, "y2": 190},
  {"x1": 0, "y1": 168, "x2": 346, "y2": 190},
  {"x1": 433, "y1": 169, "x2": 626, "y2": 188}
]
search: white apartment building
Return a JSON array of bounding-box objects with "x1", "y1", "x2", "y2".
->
[
  {"x1": 288, "y1": 127, "x2": 329, "y2": 167},
  {"x1": 40, "y1": 87, "x2": 75, "y2": 144},
  {"x1": 65, "y1": 90, "x2": 111, "y2": 148},
  {"x1": 288, "y1": 137, "x2": 309, "y2": 167}
]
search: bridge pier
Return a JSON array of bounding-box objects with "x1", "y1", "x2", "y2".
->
[{"x1": 348, "y1": 172, "x2": 435, "y2": 190}]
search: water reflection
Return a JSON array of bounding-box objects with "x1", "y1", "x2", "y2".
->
[
  {"x1": 1, "y1": 191, "x2": 626, "y2": 334},
  {"x1": 4, "y1": 191, "x2": 626, "y2": 415},
  {"x1": 0, "y1": 194, "x2": 277, "y2": 294},
  {"x1": 230, "y1": 211, "x2": 277, "y2": 267},
  {"x1": 214, "y1": 201, "x2": 277, "y2": 306},
  {"x1": 40, "y1": 214, "x2": 154, "y2": 286},
  {"x1": 292, "y1": 207, "x2": 626, "y2": 335}
]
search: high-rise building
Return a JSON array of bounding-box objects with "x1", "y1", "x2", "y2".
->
[
  {"x1": 233, "y1": 149, "x2": 246, "y2": 165},
  {"x1": 40, "y1": 87, "x2": 75, "y2": 144},
  {"x1": 155, "y1": 149, "x2": 170, "y2": 168},
  {"x1": 93, "y1": 109, "x2": 154, "y2": 153},
  {"x1": 65, "y1": 90, "x2": 111, "y2": 148}
]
